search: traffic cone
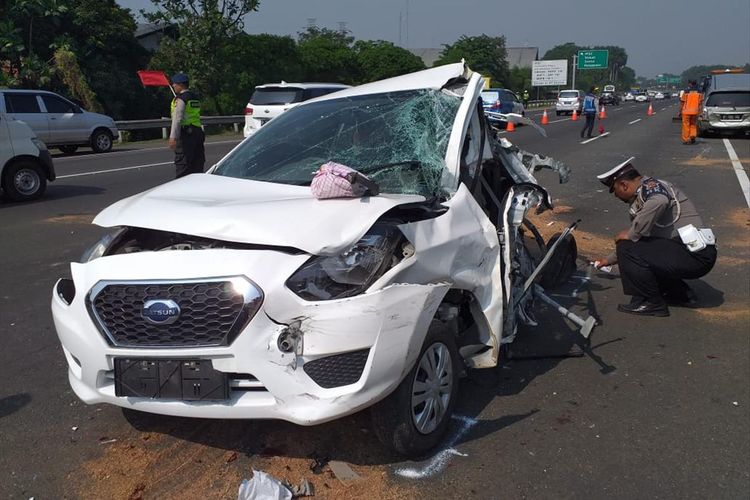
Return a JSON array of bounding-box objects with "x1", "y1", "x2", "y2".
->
[
  {"x1": 506, "y1": 120, "x2": 515, "y2": 132},
  {"x1": 599, "y1": 105, "x2": 606, "y2": 119},
  {"x1": 571, "y1": 109, "x2": 578, "y2": 121},
  {"x1": 541, "y1": 109, "x2": 549, "y2": 125},
  {"x1": 647, "y1": 103, "x2": 654, "y2": 116}
]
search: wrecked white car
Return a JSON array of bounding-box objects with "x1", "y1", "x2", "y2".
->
[{"x1": 51, "y1": 63, "x2": 581, "y2": 456}]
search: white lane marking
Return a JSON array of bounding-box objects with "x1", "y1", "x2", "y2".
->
[
  {"x1": 57, "y1": 161, "x2": 173, "y2": 179},
  {"x1": 723, "y1": 139, "x2": 750, "y2": 208},
  {"x1": 54, "y1": 139, "x2": 242, "y2": 162},
  {"x1": 549, "y1": 117, "x2": 570, "y2": 124},
  {"x1": 395, "y1": 415, "x2": 477, "y2": 479},
  {"x1": 580, "y1": 132, "x2": 610, "y2": 144},
  {"x1": 629, "y1": 118, "x2": 642, "y2": 125}
]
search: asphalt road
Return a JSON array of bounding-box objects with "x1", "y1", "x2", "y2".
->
[{"x1": 1, "y1": 101, "x2": 748, "y2": 499}]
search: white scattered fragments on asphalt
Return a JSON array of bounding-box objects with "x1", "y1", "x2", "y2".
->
[{"x1": 395, "y1": 415, "x2": 478, "y2": 479}]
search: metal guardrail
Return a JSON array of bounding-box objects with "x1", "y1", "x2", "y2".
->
[
  {"x1": 114, "y1": 115, "x2": 245, "y2": 141},
  {"x1": 526, "y1": 99, "x2": 557, "y2": 109}
]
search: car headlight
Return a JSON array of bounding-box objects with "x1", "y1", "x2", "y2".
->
[
  {"x1": 286, "y1": 224, "x2": 406, "y2": 301},
  {"x1": 80, "y1": 228, "x2": 125, "y2": 262},
  {"x1": 31, "y1": 138, "x2": 47, "y2": 151}
]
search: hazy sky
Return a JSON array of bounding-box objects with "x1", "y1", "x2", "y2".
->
[{"x1": 119, "y1": 0, "x2": 750, "y2": 77}]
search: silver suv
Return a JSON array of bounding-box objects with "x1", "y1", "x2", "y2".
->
[
  {"x1": 698, "y1": 88, "x2": 750, "y2": 137},
  {"x1": 555, "y1": 90, "x2": 582, "y2": 116},
  {"x1": 0, "y1": 89, "x2": 118, "y2": 154},
  {"x1": 243, "y1": 83, "x2": 349, "y2": 137}
]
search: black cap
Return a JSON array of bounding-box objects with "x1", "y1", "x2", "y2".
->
[
  {"x1": 171, "y1": 73, "x2": 189, "y2": 84},
  {"x1": 597, "y1": 157, "x2": 636, "y2": 192}
]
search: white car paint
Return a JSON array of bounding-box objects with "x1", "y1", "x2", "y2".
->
[
  {"x1": 51, "y1": 63, "x2": 564, "y2": 449},
  {"x1": 0, "y1": 111, "x2": 55, "y2": 200}
]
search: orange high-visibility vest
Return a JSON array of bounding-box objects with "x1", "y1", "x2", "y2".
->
[{"x1": 682, "y1": 91, "x2": 702, "y2": 115}]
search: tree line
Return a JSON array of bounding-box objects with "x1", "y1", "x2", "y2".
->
[{"x1": 6, "y1": 1, "x2": 740, "y2": 122}]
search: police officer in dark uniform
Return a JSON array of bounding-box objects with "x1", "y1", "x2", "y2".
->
[
  {"x1": 168, "y1": 73, "x2": 205, "y2": 178},
  {"x1": 594, "y1": 158, "x2": 717, "y2": 316}
]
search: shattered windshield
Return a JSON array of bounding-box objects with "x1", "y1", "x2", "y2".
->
[{"x1": 214, "y1": 89, "x2": 462, "y2": 197}]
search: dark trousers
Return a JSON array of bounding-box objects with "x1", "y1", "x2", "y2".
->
[
  {"x1": 175, "y1": 126, "x2": 206, "y2": 178},
  {"x1": 581, "y1": 113, "x2": 596, "y2": 137},
  {"x1": 616, "y1": 238, "x2": 717, "y2": 303}
]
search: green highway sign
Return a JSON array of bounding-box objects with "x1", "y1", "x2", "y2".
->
[{"x1": 577, "y1": 50, "x2": 609, "y2": 70}]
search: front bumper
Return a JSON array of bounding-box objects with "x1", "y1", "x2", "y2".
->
[
  {"x1": 39, "y1": 149, "x2": 55, "y2": 181},
  {"x1": 556, "y1": 102, "x2": 579, "y2": 111},
  {"x1": 51, "y1": 249, "x2": 447, "y2": 424}
]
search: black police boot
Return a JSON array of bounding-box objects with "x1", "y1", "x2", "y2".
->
[
  {"x1": 617, "y1": 296, "x2": 670, "y2": 317},
  {"x1": 663, "y1": 288, "x2": 698, "y2": 307}
]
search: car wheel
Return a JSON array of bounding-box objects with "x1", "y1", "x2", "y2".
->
[
  {"x1": 2, "y1": 160, "x2": 47, "y2": 201},
  {"x1": 371, "y1": 321, "x2": 460, "y2": 456},
  {"x1": 59, "y1": 145, "x2": 78, "y2": 155},
  {"x1": 91, "y1": 129, "x2": 113, "y2": 153}
]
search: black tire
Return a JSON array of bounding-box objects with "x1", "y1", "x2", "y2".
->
[
  {"x1": 91, "y1": 129, "x2": 113, "y2": 153},
  {"x1": 2, "y1": 160, "x2": 47, "y2": 201},
  {"x1": 371, "y1": 321, "x2": 461, "y2": 457},
  {"x1": 59, "y1": 145, "x2": 78, "y2": 155}
]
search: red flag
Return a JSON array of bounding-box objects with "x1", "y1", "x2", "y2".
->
[{"x1": 137, "y1": 70, "x2": 170, "y2": 87}]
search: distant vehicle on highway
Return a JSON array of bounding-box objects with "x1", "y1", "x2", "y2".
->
[
  {"x1": 698, "y1": 87, "x2": 750, "y2": 137},
  {"x1": 1, "y1": 111, "x2": 55, "y2": 201},
  {"x1": 555, "y1": 89, "x2": 582, "y2": 115},
  {"x1": 243, "y1": 82, "x2": 350, "y2": 137},
  {"x1": 599, "y1": 91, "x2": 621, "y2": 106},
  {"x1": 635, "y1": 92, "x2": 649, "y2": 102},
  {"x1": 654, "y1": 92, "x2": 665, "y2": 100},
  {"x1": 0, "y1": 89, "x2": 118, "y2": 154},
  {"x1": 603, "y1": 84, "x2": 616, "y2": 93},
  {"x1": 624, "y1": 92, "x2": 635, "y2": 102},
  {"x1": 703, "y1": 69, "x2": 750, "y2": 94},
  {"x1": 480, "y1": 88, "x2": 525, "y2": 124}
]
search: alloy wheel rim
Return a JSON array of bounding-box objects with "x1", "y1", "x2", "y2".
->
[
  {"x1": 14, "y1": 169, "x2": 40, "y2": 195},
  {"x1": 411, "y1": 342, "x2": 453, "y2": 435},
  {"x1": 96, "y1": 134, "x2": 111, "y2": 150}
]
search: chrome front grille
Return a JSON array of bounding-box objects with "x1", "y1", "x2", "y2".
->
[{"x1": 87, "y1": 277, "x2": 263, "y2": 348}]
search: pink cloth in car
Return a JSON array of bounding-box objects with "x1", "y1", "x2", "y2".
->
[{"x1": 311, "y1": 161, "x2": 371, "y2": 199}]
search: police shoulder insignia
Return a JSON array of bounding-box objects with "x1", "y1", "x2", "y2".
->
[{"x1": 641, "y1": 177, "x2": 670, "y2": 201}]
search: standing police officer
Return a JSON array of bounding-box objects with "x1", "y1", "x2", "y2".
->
[
  {"x1": 593, "y1": 158, "x2": 717, "y2": 316},
  {"x1": 169, "y1": 73, "x2": 205, "y2": 178},
  {"x1": 580, "y1": 87, "x2": 598, "y2": 138}
]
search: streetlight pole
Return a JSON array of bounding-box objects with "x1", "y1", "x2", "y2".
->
[{"x1": 572, "y1": 54, "x2": 577, "y2": 90}]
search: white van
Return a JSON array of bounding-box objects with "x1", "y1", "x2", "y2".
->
[
  {"x1": 1, "y1": 111, "x2": 55, "y2": 201},
  {"x1": 0, "y1": 89, "x2": 118, "y2": 154},
  {"x1": 243, "y1": 82, "x2": 349, "y2": 137}
]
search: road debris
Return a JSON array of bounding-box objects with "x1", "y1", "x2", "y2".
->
[
  {"x1": 283, "y1": 478, "x2": 315, "y2": 497},
  {"x1": 308, "y1": 456, "x2": 329, "y2": 475},
  {"x1": 238, "y1": 470, "x2": 292, "y2": 500},
  {"x1": 328, "y1": 461, "x2": 361, "y2": 486},
  {"x1": 226, "y1": 451, "x2": 238, "y2": 463}
]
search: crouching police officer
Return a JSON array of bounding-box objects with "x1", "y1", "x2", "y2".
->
[
  {"x1": 594, "y1": 158, "x2": 717, "y2": 316},
  {"x1": 169, "y1": 73, "x2": 205, "y2": 178}
]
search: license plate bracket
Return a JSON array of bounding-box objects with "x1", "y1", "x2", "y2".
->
[{"x1": 114, "y1": 358, "x2": 229, "y2": 400}]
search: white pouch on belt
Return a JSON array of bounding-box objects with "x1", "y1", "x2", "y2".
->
[{"x1": 678, "y1": 224, "x2": 715, "y2": 252}]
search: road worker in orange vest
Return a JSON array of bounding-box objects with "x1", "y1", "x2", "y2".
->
[{"x1": 679, "y1": 80, "x2": 702, "y2": 144}]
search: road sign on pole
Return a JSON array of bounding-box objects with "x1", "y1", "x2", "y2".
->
[
  {"x1": 577, "y1": 50, "x2": 609, "y2": 70},
  {"x1": 532, "y1": 60, "x2": 568, "y2": 86}
]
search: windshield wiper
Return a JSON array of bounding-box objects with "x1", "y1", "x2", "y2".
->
[{"x1": 359, "y1": 159, "x2": 424, "y2": 174}]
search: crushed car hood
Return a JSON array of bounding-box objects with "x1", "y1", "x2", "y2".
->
[{"x1": 93, "y1": 174, "x2": 424, "y2": 255}]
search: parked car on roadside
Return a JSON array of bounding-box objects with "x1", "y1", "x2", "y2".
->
[
  {"x1": 480, "y1": 88, "x2": 525, "y2": 124},
  {"x1": 0, "y1": 89, "x2": 118, "y2": 154},
  {"x1": 51, "y1": 63, "x2": 573, "y2": 457},
  {"x1": 698, "y1": 87, "x2": 750, "y2": 137},
  {"x1": 243, "y1": 82, "x2": 350, "y2": 137},
  {"x1": 555, "y1": 89, "x2": 582, "y2": 115},
  {"x1": 1, "y1": 110, "x2": 55, "y2": 201}
]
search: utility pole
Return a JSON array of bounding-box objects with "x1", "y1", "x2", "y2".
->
[{"x1": 572, "y1": 54, "x2": 577, "y2": 90}]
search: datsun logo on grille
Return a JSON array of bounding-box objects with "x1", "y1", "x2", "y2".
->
[{"x1": 142, "y1": 299, "x2": 181, "y2": 325}]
